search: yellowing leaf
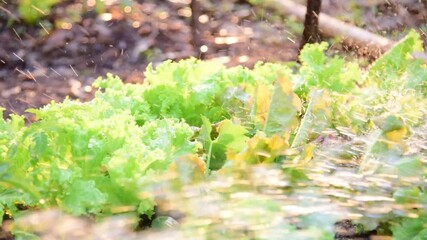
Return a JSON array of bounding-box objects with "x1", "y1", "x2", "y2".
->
[
  {"x1": 293, "y1": 143, "x2": 316, "y2": 165},
  {"x1": 279, "y1": 77, "x2": 294, "y2": 94},
  {"x1": 385, "y1": 128, "x2": 408, "y2": 142},
  {"x1": 170, "y1": 154, "x2": 206, "y2": 182},
  {"x1": 253, "y1": 77, "x2": 301, "y2": 137},
  {"x1": 266, "y1": 134, "x2": 289, "y2": 151},
  {"x1": 232, "y1": 132, "x2": 289, "y2": 165},
  {"x1": 253, "y1": 84, "x2": 271, "y2": 124}
]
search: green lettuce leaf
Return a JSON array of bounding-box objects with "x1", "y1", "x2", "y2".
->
[
  {"x1": 368, "y1": 30, "x2": 424, "y2": 90},
  {"x1": 18, "y1": 0, "x2": 59, "y2": 24},
  {"x1": 392, "y1": 216, "x2": 427, "y2": 240},
  {"x1": 198, "y1": 117, "x2": 249, "y2": 170},
  {"x1": 61, "y1": 180, "x2": 106, "y2": 215},
  {"x1": 297, "y1": 42, "x2": 359, "y2": 95}
]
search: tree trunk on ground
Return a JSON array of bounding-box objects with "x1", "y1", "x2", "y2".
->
[
  {"x1": 300, "y1": 0, "x2": 322, "y2": 50},
  {"x1": 190, "y1": 0, "x2": 205, "y2": 59}
]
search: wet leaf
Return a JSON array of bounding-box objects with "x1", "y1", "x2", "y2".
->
[
  {"x1": 61, "y1": 180, "x2": 106, "y2": 215},
  {"x1": 209, "y1": 120, "x2": 249, "y2": 170},
  {"x1": 292, "y1": 90, "x2": 331, "y2": 148},
  {"x1": 18, "y1": 0, "x2": 60, "y2": 24},
  {"x1": 232, "y1": 132, "x2": 289, "y2": 164},
  {"x1": 259, "y1": 78, "x2": 302, "y2": 137}
]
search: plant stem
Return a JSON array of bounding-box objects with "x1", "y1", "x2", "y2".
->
[{"x1": 205, "y1": 141, "x2": 213, "y2": 176}]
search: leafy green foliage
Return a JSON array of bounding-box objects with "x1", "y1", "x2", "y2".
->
[
  {"x1": 198, "y1": 117, "x2": 249, "y2": 170},
  {"x1": 18, "y1": 0, "x2": 59, "y2": 24},
  {"x1": 295, "y1": 42, "x2": 359, "y2": 96},
  {"x1": 61, "y1": 180, "x2": 106, "y2": 215},
  {"x1": 392, "y1": 216, "x2": 427, "y2": 240},
  {"x1": 368, "y1": 30, "x2": 425, "y2": 92},
  {"x1": 1, "y1": 99, "x2": 197, "y2": 218}
]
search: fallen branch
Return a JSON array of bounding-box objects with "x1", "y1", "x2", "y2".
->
[{"x1": 261, "y1": 0, "x2": 394, "y2": 56}]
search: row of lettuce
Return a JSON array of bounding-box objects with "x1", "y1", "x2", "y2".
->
[{"x1": 0, "y1": 30, "x2": 426, "y2": 239}]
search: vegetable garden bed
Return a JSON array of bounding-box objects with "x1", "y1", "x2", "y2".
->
[{"x1": 1, "y1": 30, "x2": 426, "y2": 239}]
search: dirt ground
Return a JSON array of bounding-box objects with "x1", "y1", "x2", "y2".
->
[{"x1": 0, "y1": 0, "x2": 426, "y2": 121}]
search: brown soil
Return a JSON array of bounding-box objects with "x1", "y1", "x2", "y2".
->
[{"x1": 0, "y1": 0, "x2": 426, "y2": 122}]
